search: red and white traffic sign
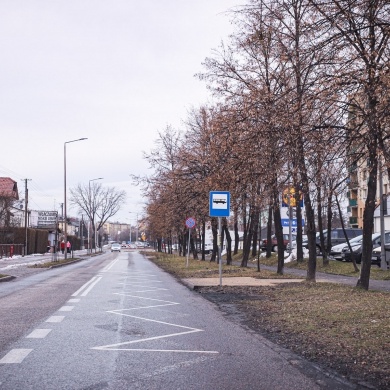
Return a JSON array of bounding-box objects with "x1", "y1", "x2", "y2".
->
[{"x1": 185, "y1": 217, "x2": 196, "y2": 229}]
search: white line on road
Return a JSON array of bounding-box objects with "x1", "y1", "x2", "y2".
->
[
  {"x1": 80, "y1": 276, "x2": 102, "y2": 296},
  {"x1": 46, "y1": 316, "x2": 65, "y2": 323},
  {"x1": 96, "y1": 348, "x2": 219, "y2": 354},
  {"x1": 72, "y1": 276, "x2": 100, "y2": 296},
  {"x1": 0, "y1": 349, "x2": 32, "y2": 364},
  {"x1": 101, "y1": 259, "x2": 119, "y2": 272},
  {"x1": 68, "y1": 298, "x2": 80, "y2": 303},
  {"x1": 26, "y1": 329, "x2": 52, "y2": 338},
  {"x1": 58, "y1": 306, "x2": 74, "y2": 312}
]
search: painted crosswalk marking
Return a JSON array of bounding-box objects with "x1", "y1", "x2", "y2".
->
[
  {"x1": 0, "y1": 349, "x2": 32, "y2": 364},
  {"x1": 58, "y1": 305, "x2": 74, "y2": 312},
  {"x1": 26, "y1": 329, "x2": 52, "y2": 339},
  {"x1": 46, "y1": 315, "x2": 65, "y2": 323}
]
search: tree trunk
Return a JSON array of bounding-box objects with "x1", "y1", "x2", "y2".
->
[
  {"x1": 233, "y1": 206, "x2": 239, "y2": 255},
  {"x1": 241, "y1": 209, "x2": 254, "y2": 267},
  {"x1": 190, "y1": 234, "x2": 198, "y2": 260},
  {"x1": 317, "y1": 184, "x2": 326, "y2": 262},
  {"x1": 201, "y1": 221, "x2": 206, "y2": 261},
  {"x1": 266, "y1": 204, "x2": 273, "y2": 258},
  {"x1": 274, "y1": 190, "x2": 284, "y2": 275},
  {"x1": 223, "y1": 223, "x2": 233, "y2": 265},
  {"x1": 251, "y1": 209, "x2": 259, "y2": 258},
  {"x1": 210, "y1": 218, "x2": 218, "y2": 262},
  {"x1": 357, "y1": 152, "x2": 378, "y2": 290},
  {"x1": 336, "y1": 194, "x2": 359, "y2": 272},
  {"x1": 295, "y1": 183, "x2": 304, "y2": 263}
]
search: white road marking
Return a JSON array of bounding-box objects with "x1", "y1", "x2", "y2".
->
[
  {"x1": 68, "y1": 298, "x2": 80, "y2": 303},
  {"x1": 80, "y1": 276, "x2": 102, "y2": 296},
  {"x1": 71, "y1": 277, "x2": 96, "y2": 296},
  {"x1": 26, "y1": 329, "x2": 52, "y2": 338},
  {"x1": 94, "y1": 295, "x2": 218, "y2": 354},
  {"x1": 112, "y1": 293, "x2": 179, "y2": 310},
  {"x1": 58, "y1": 306, "x2": 74, "y2": 312},
  {"x1": 46, "y1": 316, "x2": 65, "y2": 323},
  {"x1": 97, "y1": 348, "x2": 218, "y2": 353},
  {"x1": 130, "y1": 288, "x2": 168, "y2": 293},
  {"x1": 138, "y1": 356, "x2": 215, "y2": 379},
  {"x1": 72, "y1": 276, "x2": 100, "y2": 296},
  {"x1": 101, "y1": 259, "x2": 119, "y2": 272},
  {"x1": 0, "y1": 349, "x2": 32, "y2": 364}
]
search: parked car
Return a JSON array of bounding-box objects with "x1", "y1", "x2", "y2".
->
[
  {"x1": 330, "y1": 234, "x2": 363, "y2": 261},
  {"x1": 341, "y1": 232, "x2": 390, "y2": 263},
  {"x1": 371, "y1": 243, "x2": 390, "y2": 266},
  {"x1": 261, "y1": 234, "x2": 296, "y2": 252},
  {"x1": 111, "y1": 243, "x2": 121, "y2": 252},
  {"x1": 302, "y1": 228, "x2": 363, "y2": 255},
  {"x1": 286, "y1": 235, "x2": 308, "y2": 251}
]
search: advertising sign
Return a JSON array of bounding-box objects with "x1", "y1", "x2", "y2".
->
[{"x1": 36, "y1": 211, "x2": 58, "y2": 228}]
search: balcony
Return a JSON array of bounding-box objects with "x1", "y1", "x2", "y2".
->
[
  {"x1": 349, "y1": 217, "x2": 358, "y2": 225},
  {"x1": 349, "y1": 199, "x2": 357, "y2": 207}
]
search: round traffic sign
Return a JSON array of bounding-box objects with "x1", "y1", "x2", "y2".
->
[{"x1": 185, "y1": 217, "x2": 196, "y2": 229}]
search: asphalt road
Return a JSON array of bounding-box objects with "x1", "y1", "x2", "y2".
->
[{"x1": 0, "y1": 251, "x2": 355, "y2": 389}]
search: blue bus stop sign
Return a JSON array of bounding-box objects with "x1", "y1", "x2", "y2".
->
[{"x1": 209, "y1": 191, "x2": 230, "y2": 217}]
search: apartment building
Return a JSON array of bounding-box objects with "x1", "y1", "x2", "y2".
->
[{"x1": 348, "y1": 158, "x2": 390, "y2": 232}]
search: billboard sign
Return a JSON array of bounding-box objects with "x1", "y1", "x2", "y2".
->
[{"x1": 35, "y1": 211, "x2": 58, "y2": 228}]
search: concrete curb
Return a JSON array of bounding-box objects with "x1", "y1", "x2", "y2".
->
[
  {"x1": 182, "y1": 277, "x2": 306, "y2": 290},
  {"x1": 49, "y1": 258, "x2": 84, "y2": 268},
  {"x1": 0, "y1": 275, "x2": 16, "y2": 283}
]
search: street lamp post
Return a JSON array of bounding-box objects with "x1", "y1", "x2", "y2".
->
[
  {"x1": 64, "y1": 137, "x2": 87, "y2": 259},
  {"x1": 88, "y1": 177, "x2": 103, "y2": 253},
  {"x1": 129, "y1": 212, "x2": 138, "y2": 244}
]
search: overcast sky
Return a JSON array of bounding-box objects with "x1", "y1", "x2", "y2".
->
[{"x1": 0, "y1": 1, "x2": 241, "y2": 224}]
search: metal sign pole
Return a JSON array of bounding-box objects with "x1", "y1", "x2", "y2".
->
[
  {"x1": 218, "y1": 217, "x2": 222, "y2": 286},
  {"x1": 186, "y1": 228, "x2": 191, "y2": 267},
  {"x1": 209, "y1": 191, "x2": 230, "y2": 287}
]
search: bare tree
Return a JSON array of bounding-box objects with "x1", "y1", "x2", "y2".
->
[
  {"x1": 70, "y1": 182, "x2": 126, "y2": 247},
  {"x1": 308, "y1": 0, "x2": 390, "y2": 289}
]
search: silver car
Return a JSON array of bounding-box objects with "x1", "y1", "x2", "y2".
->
[{"x1": 111, "y1": 243, "x2": 121, "y2": 252}]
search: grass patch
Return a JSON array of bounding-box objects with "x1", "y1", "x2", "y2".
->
[
  {"x1": 232, "y1": 250, "x2": 390, "y2": 280},
  {"x1": 146, "y1": 252, "x2": 300, "y2": 279},
  {"x1": 285, "y1": 258, "x2": 390, "y2": 280},
  {"x1": 28, "y1": 258, "x2": 81, "y2": 268}
]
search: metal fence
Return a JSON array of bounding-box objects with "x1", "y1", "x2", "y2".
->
[{"x1": 0, "y1": 244, "x2": 25, "y2": 259}]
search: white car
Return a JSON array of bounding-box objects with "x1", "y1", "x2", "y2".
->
[
  {"x1": 330, "y1": 235, "x2": 363, "y2": 260},
  {"x1": 111, "y1": 243, "x2": 121, "y2": 252}
]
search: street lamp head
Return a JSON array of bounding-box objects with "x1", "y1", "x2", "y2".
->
[{"x1": 65, "y1": 137, "x2": 88, "y2": 145}]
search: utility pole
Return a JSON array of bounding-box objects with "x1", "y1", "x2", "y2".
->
[{"x1": 22, "y1": 179, "x2": 31, "y2": 256}]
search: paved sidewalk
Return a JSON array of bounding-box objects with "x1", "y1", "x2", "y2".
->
[{"x1": 254, "y1": 262, "x2": 390, "y2": 292}]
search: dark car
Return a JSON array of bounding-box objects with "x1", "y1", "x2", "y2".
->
[
  {"x1": 302, "y1": 228, "x2": 363, "y2": 255},
  {"x1": 261, "y1": 234, "x2": 296, "y2": 252},
  {"x1": 372, "y1": 243, "x2": 390, "y2": 267},
  {"x1": 341, "y1": 232, "x2": 390, "y2": 263}
]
